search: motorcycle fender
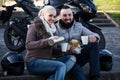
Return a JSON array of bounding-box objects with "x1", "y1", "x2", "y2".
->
[{"x1": 87, "y1": 23, "x2": 101, "y2": 31}]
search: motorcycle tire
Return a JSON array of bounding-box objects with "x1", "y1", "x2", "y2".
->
[
  {"x1": 4, "y1": 24, "x2": 25, "y2": 52},
  {"x1": 89, "y1": 27, "x2": 106, "y2": 50}
]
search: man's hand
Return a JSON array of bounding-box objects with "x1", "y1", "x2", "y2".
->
[{"x1": 88, "y1": 35, "x2": 97, "y2": 43}]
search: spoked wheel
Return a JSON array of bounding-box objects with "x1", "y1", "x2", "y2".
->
[{"x1": 4, "y1": 25, "x2": 25, "y2": 52}]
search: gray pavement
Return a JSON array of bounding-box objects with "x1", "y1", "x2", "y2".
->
[
  {"x1": 0, "y1": 26, "x2": 120, "y2": 74},
  {"x1": 100, "y1": 27, "x2": 120, "y2": 73}
]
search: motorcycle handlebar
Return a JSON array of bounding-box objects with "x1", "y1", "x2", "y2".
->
[{"x1": 1, "y1": 4, "x2": 17, "y2": 11}]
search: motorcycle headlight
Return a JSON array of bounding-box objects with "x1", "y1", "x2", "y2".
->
[{"x1": 79, "y1": 3, "x2": 92, "y2": 13}]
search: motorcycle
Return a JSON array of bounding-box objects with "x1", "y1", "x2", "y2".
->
[{"x1": 2, "y1": 0, "x2": 105, "y2": 52}]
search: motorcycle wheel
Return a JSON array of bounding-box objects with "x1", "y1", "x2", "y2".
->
[
  {"x1": 89, "y1": 28, "x2": 106, "y2": 50},
  {"x1": 4, "y1": 24, "x2": 25, "y2": 52}
]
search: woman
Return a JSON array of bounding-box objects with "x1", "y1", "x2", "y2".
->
[{"x1": 25, "y1": 5, "x2": 76, "y2": 80}]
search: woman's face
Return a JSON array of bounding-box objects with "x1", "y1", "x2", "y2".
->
[{"x1": 43, "y1": 10, "x2": 56, "y2": 25}]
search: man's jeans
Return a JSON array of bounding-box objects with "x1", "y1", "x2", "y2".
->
[
  {"x1": 26, "y1": 55, "x2": 75, "y2": 80},
  {"x1": 74, "y1": 42, "x2": 100, "y2": 77},
  {"x1": 71, "y1": 63, "x2": 86, "y2": 80}
]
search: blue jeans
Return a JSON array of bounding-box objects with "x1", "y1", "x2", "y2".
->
[
  {"x1": 74, "y1": 42, "x2": 100, "y2": 77},
  {"x1": 26, "y1": 55, "x2": 75, "y2": 80}
]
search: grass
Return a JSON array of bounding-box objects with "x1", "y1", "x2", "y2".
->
[
  {"x1": 94, "y1": 0, "x2": 120, "y2": 11},
  {"x1": 94, "y1": 0, "x2": 120, "y2": 26},
  {"x1": 107, "y1": 12, "x2": 120, "y2": 26}
]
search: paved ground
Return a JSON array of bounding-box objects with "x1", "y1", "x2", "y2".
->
[
  {"x1": 100, "y1": 27, "x2": 120, "y2": 73},
  {"x1": 0, "y1": 26, "x2": 120, "y2": 74}
]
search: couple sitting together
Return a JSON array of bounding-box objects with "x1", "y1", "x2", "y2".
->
[{"x1": 25, "y1": 5, "x2": 100, "y2": 80}]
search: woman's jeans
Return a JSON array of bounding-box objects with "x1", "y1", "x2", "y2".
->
[{"x1": 26, "y1": 55, "x2": 75, "y2": 80}]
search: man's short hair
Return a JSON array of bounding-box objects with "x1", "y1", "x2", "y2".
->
[
  {"x1": 57, "y1": 5, "x2": 70, "y2": 15},
  {"x1": 61, "y1": 5, "x2": 70, "y2": 9},
  {"x1": 58, "y1": 5, "x2": 70, "y2": 15}
]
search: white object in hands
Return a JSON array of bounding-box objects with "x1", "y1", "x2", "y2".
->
[
  {"x1": 48, "y1": 36, "x2": 65, "y2": 46},
  {"x1": 81, "y1": 36, "x2": 88, "y2": 45},
  {"x1": 61, "y1": 43, "x2": 68, "y2": 52}
]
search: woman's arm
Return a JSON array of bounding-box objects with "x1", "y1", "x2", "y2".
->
[{"x1": 25, "y1": 24, "x2": 50, "y2": 50}]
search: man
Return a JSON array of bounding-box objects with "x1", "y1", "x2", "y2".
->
[{"x1": 55, "y1": 5, "x2": 100, "y2": 80}]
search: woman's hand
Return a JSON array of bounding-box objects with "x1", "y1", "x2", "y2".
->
[
  {"x1": 49, "y1": 36, "x2": 58, "y2": 39},
  {"x1": 67, "y1": 44, "x2": 75, "y2": 53}
]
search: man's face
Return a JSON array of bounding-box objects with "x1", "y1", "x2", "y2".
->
[{"x1": 59, "y1": 8, "x2": 73, "y2": 24}]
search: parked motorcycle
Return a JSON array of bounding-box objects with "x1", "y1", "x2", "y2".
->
[{"x1": 1, "y1": 0, "x2": 105, "y2": 52}]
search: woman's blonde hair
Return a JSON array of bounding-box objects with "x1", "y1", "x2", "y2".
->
[{"x1": 38, "y1": 5, "x2": 56, "y2": 16}]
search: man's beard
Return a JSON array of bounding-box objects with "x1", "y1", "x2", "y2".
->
[{"x1": 59, "y1": 19, "x2": 74, "y2": 29}]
